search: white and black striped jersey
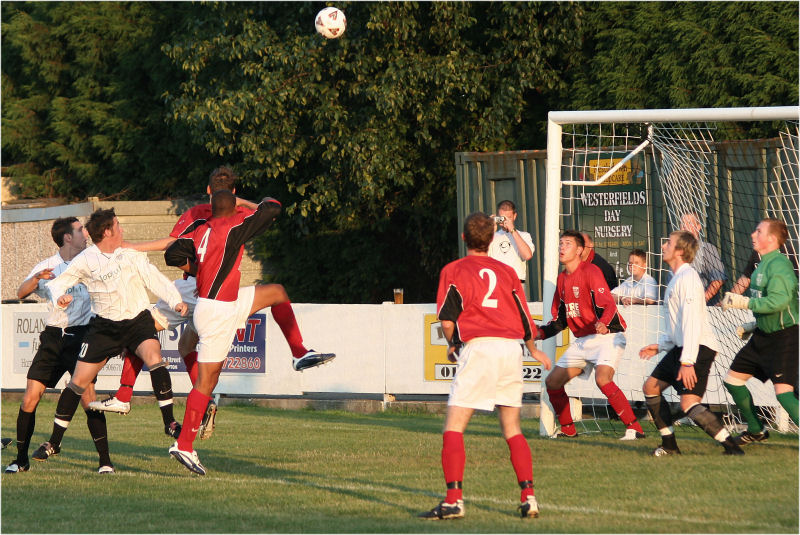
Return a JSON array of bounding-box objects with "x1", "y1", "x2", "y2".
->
[
  {"x1": 47, "y1": 245, "x2": 182, "y2": 321},
  {"x1": 25, "y1": 252, "x2": 93, "y2": 328}
]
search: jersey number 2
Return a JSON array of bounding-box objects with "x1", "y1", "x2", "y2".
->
[
  {"x1": 196, "y1": 228, "x2": 211, "y2": 262},
  {"x1": 479, "y1": 268, "x2": 498, "y2": 308}
]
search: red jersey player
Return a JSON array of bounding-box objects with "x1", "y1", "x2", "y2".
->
[
  {"x1": 419, "y1": 212, "x2": 552, "y2": 521},
  {"x1": 538, "y1": 230, "x2": 645, "y2": 440},
  {"x1": 90, "y1": 167, "x2": 259, "y2": 440},
  {"x1": 164, "y1": 190, "x2": 335, "y2": 475}
]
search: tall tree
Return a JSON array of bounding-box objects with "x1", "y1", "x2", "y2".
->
[
  {"x1": 1, "y1": 2, "x2": 214, "y2": 200},
  {"x1": 559, "y1": 2, "x2": 798, "y2": 137},
  {"x1": 163, "y1": 1, "x2": 582, "y2": 302}
]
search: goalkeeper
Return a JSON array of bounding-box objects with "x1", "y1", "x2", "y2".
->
[{"x1": 721, "y1": 218, "x2": 799, "y2": 444}]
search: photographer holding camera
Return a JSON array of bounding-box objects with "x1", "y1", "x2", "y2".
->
[{"x1": 488, "y1": 200, "x2": 535, "y2": 297}]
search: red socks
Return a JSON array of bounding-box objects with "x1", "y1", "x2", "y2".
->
[
  {"x1": 183, "y1": 351, "x2": 199, "y2": 385},
  {"x1": 547, "y1": 388, "x2": 576, "y2": 435},
  {"x1": 506, "y1": 434, "x2": 534, "y2": 500},
  {"x1": 442, "y1": 431, "x2": 465, "y2": 503},
  {"x1": 600, "y1": 382, "x2": 644, "y2": 433},
  {"x1": 116, "y1": 351, "x2": 143, "y2": 403},
  {"x1": 271, "y1": 302, "x2": 308, "y2": 358},
  {"x1": 177, "y1": 388, "x2": 210, "y2": 451}
]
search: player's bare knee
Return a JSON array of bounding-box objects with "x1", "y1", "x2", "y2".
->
[
  {"x1": 642, "y1": 378, "x2": 660, "y2": 396},
  {"x1": 21, "y1": 387, "x2": 45, "y2": 412}
]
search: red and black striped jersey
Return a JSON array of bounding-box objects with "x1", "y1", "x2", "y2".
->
[
  {"x1": 170, "y1": 204, "x2": 213, "y2": 239},
  {"x1": 436, "y1": 255, "x2": 537, "y2": 345},
  {"x1": 541, "y1": 261, "x2": 626, "y2": 339},
  {"x1": 165, "y1": 198, "x2": 281, "y2": 301}
]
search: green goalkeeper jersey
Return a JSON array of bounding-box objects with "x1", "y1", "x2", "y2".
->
[{"x1": 748, "y1": 249, "x2": 799, "y2": 333}]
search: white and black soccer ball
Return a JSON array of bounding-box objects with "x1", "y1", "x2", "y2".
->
[{"x1": 315, "y1": 7, "x2": 346, "y2": 39}]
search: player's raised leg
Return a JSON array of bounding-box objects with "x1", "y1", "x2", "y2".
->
[
  {"x1": 89, "y1": 348, "x2": 139, "y2": 415},
  {"x1": 251, "y1": 284, "x2": 336, "y2": 371}
]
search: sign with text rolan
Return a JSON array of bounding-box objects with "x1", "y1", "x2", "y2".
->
[{"x1": 12, "y1": 310, "x2": 124, "y2": 376}]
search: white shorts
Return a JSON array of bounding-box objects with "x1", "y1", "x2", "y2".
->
[
  {"x1": 448, "y1": 337, "x2": 524, "y2": 411},
  {"x1": 151, "y1": 278, "x2": 199, "y2": 331},
  {"x1": 193, "y1": 285, "x2": 256, "y2": 363},
  {"x1": 556, "y1": 332, "x2": 627, "y2": 379}
]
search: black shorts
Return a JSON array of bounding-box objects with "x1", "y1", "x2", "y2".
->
[
  {"x1": 730, "y1": 325, "x2": 798, "y2": 388},
  {"x1": 651, "y1": 344, "x2": 717, "y2": 397},
  {"x1": 27, "y1": 325, "x2": 90, "y2": 388},
  {"x1": 78, "y1": 310, "x2": 159, "y2": 364}
]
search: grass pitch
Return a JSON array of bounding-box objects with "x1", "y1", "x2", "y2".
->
[{"x1": 1, "y1": 398, "x2": 798, "y2": 533}]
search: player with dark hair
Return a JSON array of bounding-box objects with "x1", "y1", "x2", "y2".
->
[
  {"x1": 639, "y1": 231, "x2": 744, "y2": 456},
  {"x1": 164, "y1": 190, "x2": 335, "y2": 475},
  {"x1": 30, "y1": 208, "x2": 188, "y2": 469},
  {"x1": 5, "y1": 217, "x2": 113, "y2": 474},
  {"x1": 539, "y1": 230, "x2": 646, "y2": 440},
  {"x1": 92, "y1": 167, "x2": 323, "y2": 439},
  {"x1": 420, "y1": 212, "x2": 552, "y2": 520},
  {"x1": 579, "y1": 231, "x2": 619, "y2": 291},
  {"x1": 722, "y1": 218, "x2": 798, "y2": 443}
]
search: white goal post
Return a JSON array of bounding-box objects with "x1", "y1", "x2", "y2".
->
[{"x1": 540, "y1": 106, "x2": 800, "y2": 437}]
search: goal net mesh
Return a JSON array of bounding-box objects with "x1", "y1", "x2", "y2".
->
[{"x1": 550, "y1": 116, "x2": 798, "y2": 436}]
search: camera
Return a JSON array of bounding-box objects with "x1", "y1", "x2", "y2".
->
[{"x1": 493, "y1": 216, "x2": 506, "y2": 224}]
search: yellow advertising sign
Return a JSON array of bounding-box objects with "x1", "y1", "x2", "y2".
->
[
  {"x1": 586, "y1": 158, "x2": 632, "y2": 186},
  {"x1": 423, "y1": 313, "x2": 572, "y2": 382}
]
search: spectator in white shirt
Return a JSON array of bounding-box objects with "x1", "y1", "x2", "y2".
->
[
  {"x1": 612, "y1": 249, "x2": 658, "y2": 305},
  {"x1": 638, "y1": 230, "x2": 743, "y2": 456},
  {"x1": 488, "y1": 200, "x2": 534, "y2": 297}
]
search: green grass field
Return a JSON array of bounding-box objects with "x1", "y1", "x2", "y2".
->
[{"x1": 1, "y1": 398, "x2": 797, "y2": 533}]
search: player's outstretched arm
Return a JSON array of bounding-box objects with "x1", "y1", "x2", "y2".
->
[
  {"x1": 17, "y1": 268, "x2": 54, "y2": 299},
  {"x1": 122, "y1": 236, "x2": 176, "y2": 252},
  {"x1": 235, "y1": 197, "x2": 260, "y2": 211}
]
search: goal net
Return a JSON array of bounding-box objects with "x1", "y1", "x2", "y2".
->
[{"x1": 539, "y1": 107, "x2": 799, "y2": 437}]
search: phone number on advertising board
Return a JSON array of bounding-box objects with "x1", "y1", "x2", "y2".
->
[
  {"x1": 223, "y1": 357, "x2": 262, "y2": 370},
  {"x1": 434, "y1": 364, "x2": 543, "y2": 382}
]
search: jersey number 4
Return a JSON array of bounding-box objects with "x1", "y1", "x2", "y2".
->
[
  {"x1": 196, "y1": 228, "x2": 212, "y2": 262},
  {"x1": 479, "y1": 268, "x2": 498, "y2": 308}
]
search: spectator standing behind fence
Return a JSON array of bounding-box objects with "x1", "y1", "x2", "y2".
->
[
  {"x1": 488, "y1": 200, "x2": 534, "y2": 298},
  {"x1": 612, "y1": 249, "x2": 658, "y2": 305},
  {"x1": 680, "y1": 213, "x2": 727, "y2": 305},
  {"x1": 579, "y1": 231, "x2": 619, "y2": 291}
]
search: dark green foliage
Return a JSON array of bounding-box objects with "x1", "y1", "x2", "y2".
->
[
  {"x1": 2, "y1": 2, "x2": 797, "y2": 301},
  {"x1": 1, "y1": 2, "x2": 215, "y2": 199},
  {"x1": 561, "y1": 2, "x2": 798, "y2": 138}
]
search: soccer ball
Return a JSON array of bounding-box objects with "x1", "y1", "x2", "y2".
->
[{"x1": 315, "y1": 7, "x2": 346, "y2": 39}]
